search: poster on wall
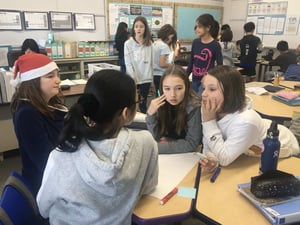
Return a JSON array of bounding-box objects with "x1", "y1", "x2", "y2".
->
[
  {"x1": 23, "y1": 11, "x2": 49, "y2": 30},
  {"x1": 284, "y1": 16, "x2": 299, "y2": 35},
  {"x1": 0, "y1": 10, "x2": 22, "y2": 30},
  {"x1": 108, "y1": 2, "x2": 173, "y2": 39},
  {"x1": 74, "y1": 13, "x2": 95, "y2": 30},
  {"x1": 50, "y1": 11, "x2": 73, "y2": 30},
  {"x1": 246, "y1": 1, "x2": 288, "y2": 35}
]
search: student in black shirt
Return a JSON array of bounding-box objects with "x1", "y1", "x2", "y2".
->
[
  {"x1": 265, "y1": 41, "x2": 297, "y2": 81},
  {"x1": 115, "y1": 22, "x2": 129, "y2": 73},
  {"x1": 239, "y1": 22, "x2": 263, "y2": 76}
]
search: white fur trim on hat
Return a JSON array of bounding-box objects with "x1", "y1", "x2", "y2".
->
[{"x1": 20, "y1": 61, "x2": 58, "y2": 82}]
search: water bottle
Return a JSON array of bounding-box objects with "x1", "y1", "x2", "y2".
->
[{"x1": 259, "y1": 121, "x2": 281, "y2": 174}]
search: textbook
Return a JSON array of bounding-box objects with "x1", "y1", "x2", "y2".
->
[{"x1": 238, "y1": 182, "x2": 300, "y2": 225}]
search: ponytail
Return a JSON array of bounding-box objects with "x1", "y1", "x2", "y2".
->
[{"x1": 57, "y1": 69, "x2": 136, "y2": 152}]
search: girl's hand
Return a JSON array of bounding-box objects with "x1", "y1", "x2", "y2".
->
[
  {"x1": 147, "y1": 95, "x2": 166, "y2": 116},
  {"x1": 199, "y1": 152, "x2": 219, "y2": 172},
  {"x1": 202, "y1": 98, "x2": 221, "y2": 122}
]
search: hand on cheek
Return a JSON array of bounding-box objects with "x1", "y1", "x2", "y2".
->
[{"x1": 202, "y1": 98, "x2": 221, "y2": 122}]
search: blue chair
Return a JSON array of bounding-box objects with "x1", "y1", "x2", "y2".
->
[{"x1": 0, "y1": 172, "x2": 45, "y2": 225}]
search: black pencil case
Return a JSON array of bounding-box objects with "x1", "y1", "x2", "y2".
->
[{"x1": 250, "y1": 170, "x2": 300, "y2": 199}]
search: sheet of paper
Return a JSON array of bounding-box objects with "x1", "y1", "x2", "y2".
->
[
  {"x1": 72, "y1": 79, "x2": 87, "y2": 85},
  {"x1": 133, "y1": 112, "x2": 146, "y2": 123},
  {"x1": 60, "y1": 79, "x2": 77, "y2": 86},
  {"x1": 149, "y1": 153, "x2": 200, "y2": 199},
  {"x1": 177, "y1": 187, "x2": 197, "y2": 199}
]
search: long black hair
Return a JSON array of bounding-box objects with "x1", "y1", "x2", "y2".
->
[
  {"x1": 58, "y1": 69, "x2": 136, "y2": 152},
  {"x1": 21, "y1": 39, "x2": 40, "y2": 55},
  {"x1": 115, "y1": 22, "x2": 128, "y2": 41}
]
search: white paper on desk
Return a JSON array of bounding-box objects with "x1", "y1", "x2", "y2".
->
[
  {"x1": 72, "y1": 79, "x2": 87, "y2": 85},
  {"x1": 149, "y1": 153, "x2": 200, "y2": 199},
  {"x1": 133, "y1": 112, "x2": 146, "y2": 123},
  {"x1": 246, "y1": 87, "x2": 268, "y2": 96},
  {"x1": 60, "y1": 79, "x2": 77, "y2": 86}
]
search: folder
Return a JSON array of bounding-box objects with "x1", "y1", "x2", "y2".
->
[{"x1": 238, "y1": 182, "x2": 300, "y2": 225}]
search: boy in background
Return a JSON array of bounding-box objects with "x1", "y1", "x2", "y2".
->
[
  {"x1": 265, "y1": 40, "x2": 297, "y2": 81},
  {"x1": 239, "y1": 22, "x2": 263, "y2": 77}
]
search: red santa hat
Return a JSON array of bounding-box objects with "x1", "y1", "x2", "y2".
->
[{"x1": 11, "y1": 53, "x2": 58, "y2": 88}]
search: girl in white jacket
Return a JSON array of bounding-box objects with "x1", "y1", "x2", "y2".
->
[
  {"x1": 200, "y1": 66, "x2": 299, "y2": 171},
  {"x1": 37, "y1": 70, "x2": 158, "y2": 225},
  {"x1": 124, "y1": 16, "x2": 153, "y2": 113}
]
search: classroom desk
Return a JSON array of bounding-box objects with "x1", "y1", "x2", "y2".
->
[
  {"x1": 133, "y1": 164, "x2": 200, "y2": 225},
  {"x1": 195, "y1": 155, "x2": 300, "y2": 225},
  {"x1": 246, "y1": 82, "x2": 300, "y2": 121},
  {"x1": 279, "y1": 80, "x2": 300, "y2": 89}
]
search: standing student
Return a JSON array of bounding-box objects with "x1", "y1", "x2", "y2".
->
[
  {"x1": 200, "y1": 66, "x2": 299, "y2": 171},
  {"x1": 219, "y1": 24, "x2": 231, "y2": 40},
  {"x1": 21, "y1": 38, "x2": 40, "y2": 55},
  {"x1": 124, "y1": 16, "x2": 153, "y2": 113},
  {"x1": 187, "y1": 14, "x2": 223, "y2": 94},
  {"x1": 115, "y1": 22, "x2": 129, "y2": 73},
  {"x1": 37, "y1": 70, "x2": 158, "y2": 225},
  {"x1": 146, "y1": 65, "x2": 202, "y2": 154},
  {"x1": 153, "y1": 24, "x2": 177, "y2": 95},
  {"x1": 239, "y1": 22, "x2": 263, "y2": 77},
  {"x1": 11, "y1": 53, "x2": 67, "y2": 196},
  {"x1": 219, "y1": 29, "x2": 235, "y2": 66},
  {"x1": 264, "y1": 40, "x2": 297, "y2": 81}
]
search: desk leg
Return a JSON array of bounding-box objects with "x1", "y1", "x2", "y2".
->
[{"x1": 258, "y1": 64, "x2": 263, "y2": 81}]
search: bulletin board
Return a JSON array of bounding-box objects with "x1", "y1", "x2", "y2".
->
[
  {"x1": 107, "y1": 0, "x2": 173, "y2": 40},
  {"x1": 175, "y1": 3, "x2": 223, "y2": 41},
  {"x1": 246, "y1": 0, "x2": 300, "y2": 48}
]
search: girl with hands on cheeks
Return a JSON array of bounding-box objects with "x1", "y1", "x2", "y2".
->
[
  {"x1": 200, "y1": 66, "x2": 300, "y2": 172},
  {"x1": 146, "y1": 65, "x2": 202, "y2": 154}
]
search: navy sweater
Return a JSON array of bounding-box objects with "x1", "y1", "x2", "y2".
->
[
  {"x1": 13, "y1": 101, "x2": 66, "y2": 196},
  {"x1": 187, "y1": 39, "x2": 223, "y2": 79}
]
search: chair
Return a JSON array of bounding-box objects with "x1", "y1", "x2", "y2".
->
[
  {"x1": 284, "y1": 64, "x2": 300, "y2": 81},
  {"x1": 0, "y1": 172, "x2": 45, "y2": 225}
]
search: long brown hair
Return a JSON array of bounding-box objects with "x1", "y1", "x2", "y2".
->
[
  {"x1": 207, "y1": 66, "x2": 246, "y2": 114},
  {"x1": 157, "y1": 24, "x2": 177, "y2": 50},
  {"x1": 11, "y1": 77, "x2": 63, "y2": 119},
  {"x1": 158, "y1": 66, "x2": 200, "y2": 136},
  {"x1": 132, "y1": 16, "x2": 152, "y2": 46}
]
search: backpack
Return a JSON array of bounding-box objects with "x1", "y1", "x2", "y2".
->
[{"x1": 284, "y1": 64, "x2": 300, "y2": 81}]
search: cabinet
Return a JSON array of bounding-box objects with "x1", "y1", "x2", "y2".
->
[{"x1": 54, "y1": 56, "x2": 118, "y2": 80}]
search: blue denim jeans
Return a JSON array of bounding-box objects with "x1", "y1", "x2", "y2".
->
[
  {"x1": 192, "y1": 77, "x2": 203, "y2": 95},
  {"x1": 119, "y1": 57, "x2": 126, "y2": 73},
  {"x1": 137, "y1": 83, "x2": 151, "y2": 113}
]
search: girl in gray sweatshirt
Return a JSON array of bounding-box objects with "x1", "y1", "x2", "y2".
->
[
  {"x1": 146, "y1": 65, "x2": 202, "y2": 154},
  {"x1": 124, "y1": 16, "x2": 153, "y2": 113},
  {"x1": 37, "y1": 70, "x2": 158, "y2": 225}
]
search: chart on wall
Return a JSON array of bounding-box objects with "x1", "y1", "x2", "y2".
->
[
  {"x1": 108, "y1": 1, "x2": 173, "y2": 39},
  {"x1": 246, "y1": 1, "x2": 288, "y2": 36}
]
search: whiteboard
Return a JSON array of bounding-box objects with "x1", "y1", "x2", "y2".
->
[
  {"x1": 175, "y1": 4, "x2": 223, "y2": 41},
  {"x1": 247, "y1": 0, "x2": 300, "y2": 48}
]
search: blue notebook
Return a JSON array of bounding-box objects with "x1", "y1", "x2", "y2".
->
[
  {"x1": 272, "y1": 95, "x2": 300, "y2": 106},
  {"x1": 238, "y1": 182, "x2": 300, "y2": 225}
]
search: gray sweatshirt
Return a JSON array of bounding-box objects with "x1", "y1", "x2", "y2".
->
[
  {"x1": 37, "y1": 129, "x2": 158, "y2": 225},
  {"x1": 146, "y1": 98, "x2": 202, "y2": 154},
  {"x1": 124, "y1": 37, "x2": 153, "y2": 84}
]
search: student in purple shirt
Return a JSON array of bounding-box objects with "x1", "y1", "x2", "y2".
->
[{"x1": 187, "y1": 14, "x2": 223, "y2": 94}]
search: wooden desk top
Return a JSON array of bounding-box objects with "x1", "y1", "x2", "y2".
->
[
  {"x1": 196, "y1": 155, "x2": 300, "y2": 225},
  {"x1": 279, "y1": 80, "x2": 300, "y2": 89},
  {"x1": 133, "y1": 164, "x2": 198, "y2": 220},
  {"x1": 61, "y1": 84, "x2": 85, "y2": 97},
  {"x1": 247, "y1": 82, "x2": 300, "y2": 119}
]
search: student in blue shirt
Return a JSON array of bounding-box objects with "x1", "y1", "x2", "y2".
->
[{"x1": 187, "y1": 14, "x2": 223, "y2": 95}]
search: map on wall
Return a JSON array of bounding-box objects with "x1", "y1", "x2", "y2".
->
[{"x1": 108, "y1": 2, "x2": 173, "y2": 39}]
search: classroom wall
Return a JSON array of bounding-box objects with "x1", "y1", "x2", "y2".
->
[
  {"x1": 0, "y1": 0, "x2": 223, "y2": 47},
  {"x1": 223, "y1": 0, "x2": 247, "y2": 42}
]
